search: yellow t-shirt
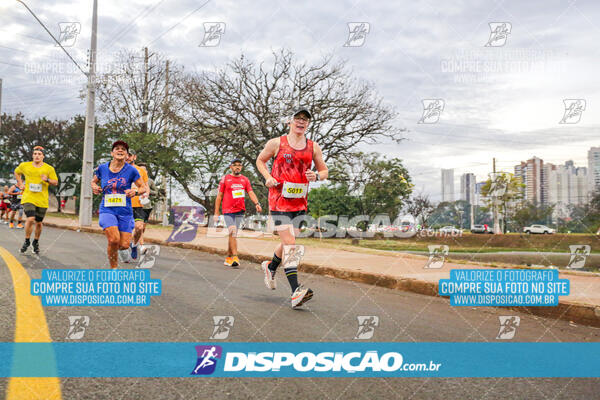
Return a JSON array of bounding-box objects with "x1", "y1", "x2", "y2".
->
[
  {"x1": 14, "y1": 162, "x2": 58, "y2": 208},
  {"x1": 130, "y1": 164, "x2": 148, "y2": 208}
]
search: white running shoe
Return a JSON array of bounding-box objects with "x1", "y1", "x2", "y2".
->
[
  {"x1": 261, "y1": 261, "x2": 276, "y2": 290},
  {"x1": 118, "y1": 249, "x2": 131, "y2": 263},
  {"x1": 291, "y1": 285, "x2": 314, "y2": 308}
]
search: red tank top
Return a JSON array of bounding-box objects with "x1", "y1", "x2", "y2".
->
[{"x1": 269, "y1": 135, "x2": 314, "y2": 212}]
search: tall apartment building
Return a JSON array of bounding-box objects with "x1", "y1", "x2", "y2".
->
[
  {"x1": 460, "y1": 173, "x2": 476, "y2": 204},
  {"x1": 516, "y1": 158, "x2": 588, "y2": 211},
  {"x1": 588, "y1": 147, "x2": 600, "y2": 196},
  {"x1": 576, "y1": 167, "x2": 589, "y2": 204},
  {"x1": 514, "y1": 157, "x2": 544, "y2": 204},
  {"x1": 441, "y1": 169, "x2": 454, "y2": 202}
]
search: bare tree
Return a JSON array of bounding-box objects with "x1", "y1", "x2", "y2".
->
[
  {"x1": 404, "y1": 193, "x2": 435, "y2": 227},
  {"x1": 174, "y1": 49, "x2": 404, "y2": 168},
  {"x1": 95, "y1": 49, "x2": 183, "y2": 138},
  {"x1": 96, "y1": 49, "x2": 404, "y2": 209}
]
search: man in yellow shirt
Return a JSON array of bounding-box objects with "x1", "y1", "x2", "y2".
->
[
  {"x1": 127, "y1": 149, "x2": 149, "y2": 261},
  {"x1": 14, "y1": 146, "x2": 58, "y2": 255}
]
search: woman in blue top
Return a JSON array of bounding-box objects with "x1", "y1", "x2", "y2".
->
[{"x1": 92, "y1": 140, "x2": 147, "y2": 269}]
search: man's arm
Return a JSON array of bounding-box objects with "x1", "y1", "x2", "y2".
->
[
  {"x1": 256, "y1": 138, "x2": 280, "y2": 188},
  {"x1": 13, "y1": 166, "x2": 24, "y2": 189},
  {"x1": 305, "y1": 142, "x2": 328, "y2": 182},
  {"x1": 41, "y1": 176, "x2": 58, "y2": 186},
  {"x1": 313, "y1": 143, "x2": 328, "y2": 180},
  {"x1": 137, "y1": 178, "x2": 148, "y2": 196},
  {"x1": 247, "y1": 191, "x2": 262, "y2": 213},
  {"x1": 44, "y1": 167, "x2": 59, "y2": 186},
  {"x1": 214, "y1": 192, "x2": 223, "y2": 215}
]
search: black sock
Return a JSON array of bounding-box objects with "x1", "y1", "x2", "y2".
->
[
  {"x1": 268, "y1": 254, "x2": 281, "y2": 274},
  {"x1": 285, "y1": 267, "x2": 299, "y2": 293},
  {"x1": 24, "y1": 238, "x2": 30, "y2": 245},
  {"x1": 32, "y1": 239, "x2": 39, "y2": 245}
]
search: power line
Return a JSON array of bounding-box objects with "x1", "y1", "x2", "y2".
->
[
  {"x1": 0, "y1": 30, "x2": 54, "y2": 44},
  {"x1": 101, "y1": 0, "x2": 168, "y2": 50},
  {"x1": 15, "y1": 0, "x2": 87, "y2": 76},
  {"x1": 0, "y1": 60, "x2": 23, "y2": 68},
  {"x1": 0, "y1": 44, "x2": 31, "y2": 54},
  {"x1": 146, "y1": 0, "x2": 211, "y2": 46}
]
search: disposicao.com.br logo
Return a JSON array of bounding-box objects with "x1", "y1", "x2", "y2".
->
[{"x1": 191, "y1": 344, "x2": 441, "y2": 376}]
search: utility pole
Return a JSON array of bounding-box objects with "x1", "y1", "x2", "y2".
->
[
  {"x1": 142, "y1": 47, "x2": 149, "y2": 134},
  {"x1": 492, "y1": 157, "x2": 500, "y2": 234},
  {"x1": 0, "y1": 78, "x2": 3, "y2": 132},
  {"x1": 78, "y1": 0, "x2": 98, "y2": 227},
  {"x1": 470, "y1": 203, "x2": 474, "y2": 230},
  {"x1": 161, "y1": 60, "x2": 169, "y2": 225}
]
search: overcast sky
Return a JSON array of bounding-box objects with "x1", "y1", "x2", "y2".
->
[{"x1": 2, "y1": 0, "x2": 599, "y2": 201}]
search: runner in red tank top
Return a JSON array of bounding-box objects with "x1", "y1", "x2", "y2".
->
[
  {"x1": 268, "y1": 135, "x2": 313, "y2": 212},
  {"x1": 256, "y1": 107, "x2": 328, "y2": 308},
  {"x1": 214, "y1": 158, "x2": 262, "y2": 268}
]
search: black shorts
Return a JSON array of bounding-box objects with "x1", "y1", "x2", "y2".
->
[
  {"x1": 133, "y1": 207, "x2": 151, "y2": 223},
  {"x1": 271, "y1": 210, "x2": 307, "y2": 229},
  {"x1": 223, "y1": 211, "x2": 245, "y2": 229},
  {"x1": 23, "y1": 203, "x2": 47, "y2": 222},
  {"x1": 10, "y1": 202, "x2": 23, "y2": 211}
]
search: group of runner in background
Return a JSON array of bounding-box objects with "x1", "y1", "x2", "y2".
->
[
  {"x1": 0, "y1": 183, "x2": 24, "y2": 229},
  {"x1": 5, "y1": 107, "x2": 327, "y2": 308}
]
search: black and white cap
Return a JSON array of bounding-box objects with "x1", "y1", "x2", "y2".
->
[{"x1": 292, "y1": 107, "x2": 312, "y2": 119}]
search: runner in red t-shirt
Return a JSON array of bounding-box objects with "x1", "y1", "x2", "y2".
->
[
  {"x1": 256, "y1": 107, "x2": 328, "y2": 308},
  {"x1": 214, "y1": 158, "x2": 262, "y2": 267}
]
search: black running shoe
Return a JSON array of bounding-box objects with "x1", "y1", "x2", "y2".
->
[
  {"x1": 20, "y1": 239, "x2": 30, "y2": 254},
  {"x1": 32, "y1": 240, "x2": 40, "y2": 255}
]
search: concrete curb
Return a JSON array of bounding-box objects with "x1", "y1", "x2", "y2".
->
[{"x1": 44, "y1": 221, "x2": 600, "y2": 328}]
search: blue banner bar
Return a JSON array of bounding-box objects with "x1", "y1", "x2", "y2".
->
[
  {"x1": 439, "y1": 269, "x2": 569, "y2": 307},
  {"x1": 30, "y1": 269, "x2": 161, "y2": 306},
  {"x1": 0, "y1": 342, "x2": 599, "y2": 377}
]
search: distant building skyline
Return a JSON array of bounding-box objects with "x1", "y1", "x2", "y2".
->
[
  {"x1": 441, "y1": 169, "x2": 454, "y2": 202},
  {"x1": 438, "y1": 147, "x2": 598, "y2": 206},
  {"x1": 513, "y1": 157, "x2": 588, "y2": 208},
  {"x1": 460, "y1": 173, "x2": 476, "y2": 205},
  {"x1": 514, "y1": 157, "x2": 545, "y2": 205},
  {"x1": 589, "y1": 147, "x2": 600, "y2": 195}
]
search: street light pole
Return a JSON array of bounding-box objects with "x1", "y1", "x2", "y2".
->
[
  {"x1": 78, "y1": 0, "x2": 98, "y2": 227},
  {"x1": 16, "y1": 0, "x2": 97, "y2": 226}
]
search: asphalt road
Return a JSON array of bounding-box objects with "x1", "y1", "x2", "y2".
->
[{"x1": 1, "y1": 224, "x2": 600, "y2": 399}]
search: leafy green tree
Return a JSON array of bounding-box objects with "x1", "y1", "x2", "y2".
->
[
  {"x1": 511, "y1": 202, "x2": 555, "y2": 230},
  {"x1": 428, "y1": 200, "x2": 470, "y2": 228},
  {"x1": 307, "y1": 184, "x2": 361, "y2": 221},
  {"x1": 328, "y1": 152, "x2": 413, "y2": 221},
  {"x1": 0, "y1": 113, "x2": 112, "y2": 211},
  {"x1": 560, "y1": 192, "x2": 600, "y2": 233},
  {"x1": 480, "y1": 173, "x2": 524, "y2": 233}
]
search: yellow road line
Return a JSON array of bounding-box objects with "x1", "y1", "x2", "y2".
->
[{"x1": 0, "y1": 246, "x2": 62, "y2": 400}]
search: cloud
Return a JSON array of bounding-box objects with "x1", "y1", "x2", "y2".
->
[{"x1": 1, "y1": 0, "x2": 599, "y2": 202}]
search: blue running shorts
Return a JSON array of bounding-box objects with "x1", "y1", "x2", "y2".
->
[{"x1": 99, "y1": 212, "x2": 134, "y2": 233}]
